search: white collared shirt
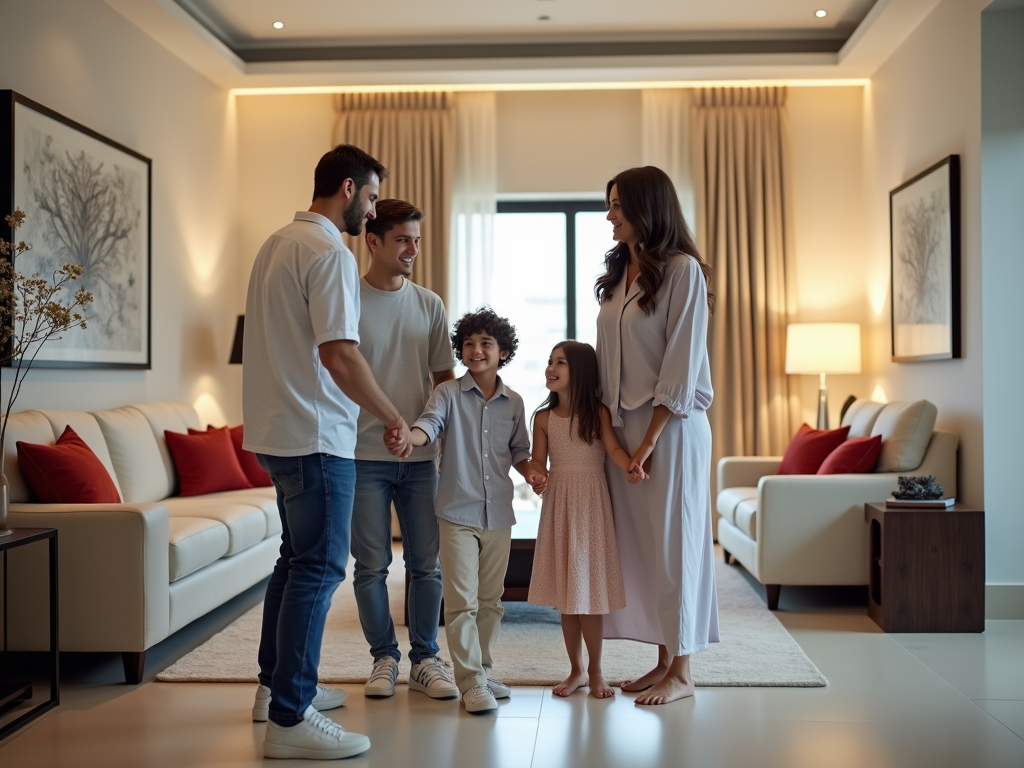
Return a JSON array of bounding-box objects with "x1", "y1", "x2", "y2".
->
[{"x1": 242, "y1": 211, "x2": 362, "y2": 458}]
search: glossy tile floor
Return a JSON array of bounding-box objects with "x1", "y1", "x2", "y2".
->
[{"x1": 2, "y1": 550, "x2": 1023, "y2": 768}]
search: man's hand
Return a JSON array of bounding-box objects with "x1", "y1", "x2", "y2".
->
[
  {"x1": 383, "y1": 418, "x2": 413, "y2": 458},
  {"x1": 526, "y1": 462, "x2": 549, "y2": 496}
]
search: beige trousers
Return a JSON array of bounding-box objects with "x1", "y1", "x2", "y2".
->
[{"x1": 437, "y1": 518, "x2": 511, "y2": 692}]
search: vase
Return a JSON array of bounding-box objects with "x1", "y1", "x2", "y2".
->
[{"x1": 0, "y1": 471, "x2": 11, "y2": 537}]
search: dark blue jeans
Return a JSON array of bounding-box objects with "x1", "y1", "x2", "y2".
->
[
  {"x1": 351, "y1": 459, "x2": 442, "y2": 665},
  {"x1": 256, "y1": 453, "x2": 354, "y2": 726}
]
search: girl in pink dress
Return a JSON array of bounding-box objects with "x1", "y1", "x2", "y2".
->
[{"x1": 527, "y1": 340, "x2": 646, "y2": 698}]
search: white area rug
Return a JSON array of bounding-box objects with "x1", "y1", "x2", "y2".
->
[{"x1": 158, "y1": 557, "x2": 827, "y2": 688}]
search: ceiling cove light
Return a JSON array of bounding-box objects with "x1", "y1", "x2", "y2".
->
[
  {"x1": 273, "y1": 21, "x2": 284, "y2": 29},
  {"x1": 815, "y1": 9, "x2": 827, "y2": 18}
]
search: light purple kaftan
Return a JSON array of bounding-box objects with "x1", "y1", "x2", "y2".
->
[{"x1": 596, "y1": 253, "x2": 720, "y2": 655}]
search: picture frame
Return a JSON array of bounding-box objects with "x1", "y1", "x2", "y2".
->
[
  {"x1": 889, "y1": 155, "x2": 961, "y2": 362},
  {"x1": 1, "y1": 90, "x2": 151, "y2": 369}
]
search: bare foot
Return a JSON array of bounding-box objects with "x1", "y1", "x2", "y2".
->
[
  {"x1": 589, "y1": 673, "x2": 615, "y2": 699},
  {"x1": 553, "y1": 671, "x2": 589, "y2": 697},
  {"x1": 634, "y1": 676, "x2": 694, "y2": 705},
  {"x1": 620, "y1": 665, "x2": 668, "y2": 692}
]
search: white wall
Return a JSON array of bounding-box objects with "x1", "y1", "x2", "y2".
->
[
  {"x1": 0, "y1": 0, "x2": 239, "y2": 425},
  {"x1": 981, "y1": 0, "x2": 1024, "y2": 609},
  {"x1": 496, "y1": 90, "x2": 642, "y2": 195}
]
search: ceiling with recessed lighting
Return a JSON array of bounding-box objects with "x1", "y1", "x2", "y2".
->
[{"x1": 174, "y1": 0, "x2": 875, "y2": 59}]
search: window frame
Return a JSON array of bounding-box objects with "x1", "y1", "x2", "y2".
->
[{"x1": 496, "y1": 199, "x2": 607, "y2": 340}]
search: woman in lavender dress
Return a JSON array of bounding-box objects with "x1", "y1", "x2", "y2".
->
[{"x1": 595, "y1": 166, "x2": 719, "y2": 705}]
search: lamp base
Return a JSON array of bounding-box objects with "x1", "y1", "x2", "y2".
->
[{"x1": 817, "y1": 386, "x2": 829, "y2": 430}]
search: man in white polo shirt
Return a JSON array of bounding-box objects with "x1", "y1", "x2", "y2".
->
[
  {"x1": 242, "y1": 144, "x2": 412, "y2": 760},
  {"x1": 350, "y1": 199, "x2": 458, "y2": 701}
]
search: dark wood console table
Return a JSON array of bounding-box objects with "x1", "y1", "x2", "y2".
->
[
  {"x1": 865, "y1": 502, "x2": 984, "y2": 633},
  {"x1": 1, "y1": 528, "x2": 59, "y2": 741}
]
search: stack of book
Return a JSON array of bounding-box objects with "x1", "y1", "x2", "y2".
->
[{"x1": 885, "y1": 497, "x2": 956, "y2": 509}]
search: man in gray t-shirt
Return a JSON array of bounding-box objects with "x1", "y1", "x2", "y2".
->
[{"x1": 351, "y1": 199, "x2": 458, "y2": 700}]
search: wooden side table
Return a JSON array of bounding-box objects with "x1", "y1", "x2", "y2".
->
[
  {"x1": 865, "y1": 502, "x2": 984, "y2": 632},
  {"x1": 1, "y1": 528, "x2": 59, "y2": 741}
]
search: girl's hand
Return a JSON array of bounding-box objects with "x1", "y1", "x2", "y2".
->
[
  {"x1": 626, "y1": 464, "x2": 648, "y2": 484},
  {"x1": 628, "y1": 441, "x2": 655, "y2": 479},
  {"x1": 526, "y1": 461, "x2": 549, "y2": 495}
]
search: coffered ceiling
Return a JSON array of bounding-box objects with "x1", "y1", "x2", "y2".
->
[{"x1": 102, "y1": 0, "x2": 943, "y2": 89}]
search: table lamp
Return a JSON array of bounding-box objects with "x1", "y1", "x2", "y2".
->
[{"x1": 785, "y1": 323, "x2": 861, "y2": 429}]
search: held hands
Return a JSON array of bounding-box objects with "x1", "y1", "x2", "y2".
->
[
  {"x1": 627, "y1": 440, "x2": 655, "y2": 484},
  {"x1": 525, "y1": 461, "x2": 549, "y2": 496},
  {"x1": 383, "y1": 418, "x2": 413, "y2": 459}
]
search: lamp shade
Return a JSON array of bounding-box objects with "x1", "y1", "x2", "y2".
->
[
  {"x1": 785, "y1": 323, "x2": 861, "y2": 375},
  {"x1": 229, "y1": 315, "x2": 244, "y2": 365}
]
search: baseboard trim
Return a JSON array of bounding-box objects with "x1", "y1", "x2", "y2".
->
[{"x1": 985, "y1": 584, "x2": 1024, "y2": 619}]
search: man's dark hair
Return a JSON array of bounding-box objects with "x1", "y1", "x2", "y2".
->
[
  {"x1": 451, "y1": 308, "x2": 518, "y2": 370},
  {"x1": 312, "y1": 144, "x2": 388, "y2": 201},
  {"x1": 365, "y1": 199, "x2": 424, "y2": 238}
]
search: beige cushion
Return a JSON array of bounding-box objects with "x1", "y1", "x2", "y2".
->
[
  {"x1": 734, "y1": 498, "x2": 757, "y2": 540},
  {"x1": 717, "y1": 486, "x2": 757, "y2": 527},
  {"x1": 162, "y1": 497, "x2": 268, "y2": 555},
  {"x1": 168, "y1": 517, "x2": 229, "y2": 582},
  {"x1": 36, "y1": 410, "x2": 125, "y2": 501},
  {"x1": 841, "y1": 400, "x2": 886, "y2": 439},
  {"x1": 872, "y1": 400, "x2": 938, "y2": 472},
  {"x1": 129, "y1": 402, "x2": 202, "y2": 498},
  {"x1": 197, "y1": 488, "x2": 282, "y2": 535},
  {"x1": 4, "y1": 410, "x2": 57, "y2": 502},
  {"x1": 92, "y1": 406, "x2": 170, "y2": 503}
]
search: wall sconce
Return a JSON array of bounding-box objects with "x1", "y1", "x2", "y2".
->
[
  {"x1": 785, "y1": 323, "x2": 861, "y2": 429},
  {"x1": 229, "y1": 315, "x2": 244, "y2": 365}
]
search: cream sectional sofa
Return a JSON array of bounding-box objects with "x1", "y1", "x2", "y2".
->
[
  {"x1": 2, "y1": 402, "x2": 280, "y2": 683},
  {"x1": 716, "y1": 400, "x2": 958, "y2": 610}
]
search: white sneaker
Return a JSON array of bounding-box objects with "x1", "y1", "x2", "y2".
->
[
  {"x1": 461, "y1": 684, "x2": 498, "y2": 714},
  {"x1": 408, "y1": 657, "x2": 459, "y2": 700},
  {"x1": 252, "y1": 684, "x2": 348, "y2": 722},
  {"x1": 264, "y1": 705, "x2": 370, "y2": 759},
  {"x1": 364, "y1": 657, "x2": 399, "y2": 698},
  {"x1": 484, "y1": 668, "x2": 511, "y2": 699}
]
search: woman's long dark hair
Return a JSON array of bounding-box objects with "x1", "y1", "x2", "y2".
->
[
  {"x1": 595, "y1": 166, "x2": 714, "y2": 315},
  {"x1": 533, "y1": 341, "x2": 602, "y2": 444}
]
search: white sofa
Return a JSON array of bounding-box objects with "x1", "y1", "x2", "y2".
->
[
  {"x1": 715, "y1": 400, "x2": 958, "y2": 610},
  {"x1": 2, "y1": 402, "x2": 280, "y2": 683}
]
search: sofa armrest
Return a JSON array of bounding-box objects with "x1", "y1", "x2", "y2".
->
[
  {"x1": 718, "y1": 456, "x2": 783, "y2": 491},
  {"x1": 6, "y1": 502, "x2": 170, "y2": 652},
  {"x1": 753, "y1": 474, "x2": 898, "y2": 585}
]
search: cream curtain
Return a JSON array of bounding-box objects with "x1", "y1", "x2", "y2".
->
[
  {"x1": 333, "y1": 92, "x2": 455, "y2": 301},
  {"x1": 448, "y1": 92, "x2": 498, "y2": 321},
  {"x1": 641, "y1": 88, "x2": 696, "y2": 229},
  {"x1": 691, "y1": 86, "x2": 799, "y2": 475}
]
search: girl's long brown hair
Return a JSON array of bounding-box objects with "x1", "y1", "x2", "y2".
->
[
  {"x1": 595, "y1": 166, "x2": 714, "y2": 315},
  {"x1": 533, "y1": 341, "x2": 602, "y2": 444}
]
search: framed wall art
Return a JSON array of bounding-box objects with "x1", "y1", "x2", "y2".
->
[
  {"x1": 889, "y1": 154, "x2": 961, "y2": 362},
  {"x1": 1, "y1": 90, "x2": 151, "y2": 369}
]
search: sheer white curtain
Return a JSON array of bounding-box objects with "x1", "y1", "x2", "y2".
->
[
  {"x1": 447, "y1": 92, "x2": 497, "y2": 320},
  {"x1": 641, "y1": 88, "x2": 696, "y2": 229}
]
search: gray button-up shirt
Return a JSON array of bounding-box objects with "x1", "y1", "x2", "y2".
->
[{"x1": 412, "y1": 373, "x2": 532, "y2": 530}]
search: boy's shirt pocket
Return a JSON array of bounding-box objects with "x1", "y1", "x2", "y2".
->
[{"x1": 491, "y1": 418, "x2": 514, "y2": 449}]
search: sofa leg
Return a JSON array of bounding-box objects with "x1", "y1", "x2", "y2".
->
[
  {"x1": 722, "y1": 548, "x2": 732, "y2": 565},
  {"x1": 122, "y1": 651, "x2": 146, "y2": 685},
  {"x1": 765, "y1": 585, "x2": 781, "y2": 611}
]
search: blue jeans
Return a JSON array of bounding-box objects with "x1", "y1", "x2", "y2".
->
[
  {"x1": 351, "y1": 459, "x2": 442, "y2": 665},
  {"x1": 256, "y1": 453, "x2": 355, "y2": 726}
]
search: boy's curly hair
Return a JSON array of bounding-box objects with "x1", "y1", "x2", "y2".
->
[{"x1": 451, "y1": 307, "x2": 518, "y2": 369}]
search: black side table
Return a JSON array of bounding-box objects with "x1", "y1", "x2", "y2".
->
[{"x1": 1, "y1": 527, "x2": 59, "y2": 741}]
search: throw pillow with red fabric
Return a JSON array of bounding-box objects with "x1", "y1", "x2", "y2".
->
[
  {"x1": 777, "y1": 423, "x2": 851, "y2": 475},
  {"x1": 188, "y1": 424, "x2": 272, "y2": 488},
  {"x1": 166, "y1": 426, "x2": 253, "y2": 496},
  {"x1": 817, "y1": 434, "x2": 883, "y2": 474},
  {"x1": 17, "y1": 424, "x2": 122, "y2": 504}
]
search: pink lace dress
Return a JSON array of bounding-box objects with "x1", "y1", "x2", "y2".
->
[{"x1": 528, "y1": 412, "x2": 626, "y2": 615}]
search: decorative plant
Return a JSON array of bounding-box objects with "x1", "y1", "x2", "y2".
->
[
  {"x1": 893, "y1": 475, "x2": 945, "y2": 500},
  {"x1": 0, "y1": 208, "x2": 94, "y2": 459}
]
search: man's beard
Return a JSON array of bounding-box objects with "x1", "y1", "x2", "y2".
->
[{"x1": 342, "y1": 198, "x2": 366, "y2": 236}]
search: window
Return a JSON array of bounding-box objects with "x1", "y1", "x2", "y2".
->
[{"x1": 485, "y1": 199, "x2": 614, "y2": 517}]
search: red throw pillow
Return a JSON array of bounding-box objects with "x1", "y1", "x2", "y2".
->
[
  {"x1": 777, "y1": 424, "x2": 851, "y2": 475},
  {"x1": 166, "y1": 426, "x2": 253, "y2": 496},
  {"x1": 17, "y1": 425, "x2": 121, "y2": 504},
  {"x1": 189, "y1": 424, "x2": 272, "y2": 488},
  {"x1": 817, "y1": 435, "x2": 883, "y2": 474}
]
